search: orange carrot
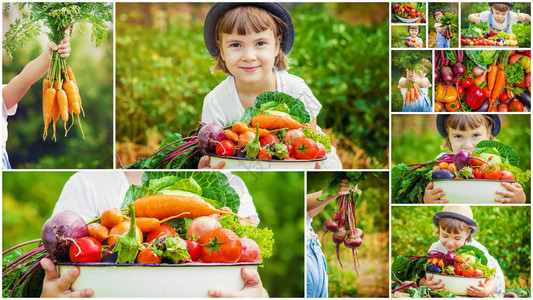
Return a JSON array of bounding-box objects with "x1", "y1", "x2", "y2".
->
[
  {"x1": 64, "y1": 80, "x2": 81, "y2": 115},
  {"x1": 42, "y1": 87, "x2": 57, "y2": 140},
  {"x1": 491, "y1": 70, "x2": 506, "y2": 101},
  {"x1": 410, "y1": 86, "x2": 416, "y2": 100},
  {"x1": 238, "y1": 130, "x2": 256, "y2": 148},
  {"x1": 413, "y1": 83, "x2": 421, "y2": 99},
  {"x1": 232, "y1": 122, "x2": 249, "y2": 134},
  {"x1": 108, "y1": 220, "x2": 143, "y2": 247},
  {"x1": 134, "y1": 195, "x2": 253, "y2": 224},
  {"x1": 405, "y1": 89, "x2": 411, "y2": 103},
  {"x1": 100, "y1": 208, "x2": 125, "y2": 229},
  {"x1": 66, "y1": 66, "x2": 77, "y2": 85},
  {"x1": 224, "y1": 129, "x2": 239, "y2": 143},
  {"x1": 251, "y1": 114, "x2": 303, "y2": 130},
  {"x1": 135, "y1": 213, "x2": 189, "y2": 233},
  {"x1": 88, "y1": 223, "x2": 109, "y2": 242},
  {"x1": 51, "y1": 95, "x2": 60, "y2": 142},
  {"x1": 42, "y1": 78, "x2": 50, "y2": 96},
  {"x1": 249, "y1": 127, "x2": 270, "y2": 138},
  {"x1": 56, "y1": 88, "x2": 69, "y2": 126},
  {"x1": 487, "y1": 64, "x2": 498, "y2": 92}
]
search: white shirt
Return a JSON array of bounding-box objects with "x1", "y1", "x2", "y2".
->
[
  {"x1": 2, "y1": 86, "x2": 17, "y2": 169},
  {"x1": 202, "y1": 69, "x2": 342, "y2": 169},
  {"x1": 480, "y1": 11, "x2": 518, "y2": 31},
  {"x1": 52, "y1": 171, "x2": 259, "y2": 224},
  {"x1": 429, "y1": 239, "x2": 505, "y2": 297}
]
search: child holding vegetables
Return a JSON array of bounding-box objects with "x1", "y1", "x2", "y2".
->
[
  {"x1": 306, "y1": 179, "x2": 357, "y2": 297},
  {"x1": 40, "y1": 171, "x2": 268, "y2": 298},
  {"x1": 467, "y1": 2, "x2": 530, "y2": 34},
  {"x1": 404, "y1": 25, "x2": 424, "y2": 48},
  {"x1": 199, "y1": 3, "x2": 342, "y2": 169},
  {"x1": 1, "y1": 38, "x2": 70, "y2": 169},
  {"x1": 419, "y1": 205, "x2": 505, "y2": 297},
  {"x1": 433, "y1": 9, "x2": 451, "y2": 48},
  {"x1": 398, "y1": 58, "x2": 432, "y2": 112},
  {"x1": 424, "y1": 114, "x2": 526, "y2": 204}
]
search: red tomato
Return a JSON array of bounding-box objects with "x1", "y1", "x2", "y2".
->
[
  {"x1": 316, "y1": 143, "x2": 326, "y2": 159},
  {"x1": 136, "y1": 246, "x2": 162, "y2": 264},
  {"x1": 285, "y1": 144, "x2": 294, "y2": 157},
  {"x1": 445, "y1": 101, "x2": 461, "y2": 112},
  {"x1": 186, "y1": 240, "x2": 202, "y2": 261},
  {"x1": 497, "y1": 103, "x2": 508, "y2": 112},
  {"x1": 509, "y1": 101, "x2": 524, "y2": 112},
  {"x1": 146, "y1": 224, "x2": 177, "y2": 242},
  {"x1": 461, "y1": 77, "x2": 473, "y2": 88},
  {"x1": 69, "y1": 237, "x2": 102, "y2": 263},
  {"x1": 435, "y1": 102, "x2": 444, "y2": 112},
  {"x1": 257, "y1": 149, "x2": 272, "y2": 160},
  {"x1": 215, "y1": 140, "x2": 236, "y2": 156},
  {"x1": 474, "y1": 168, "x2": 484, "y2": 179},
  {"x1": 473, "y1": 269, "x2": 484, "y2": 277},
  {"x1": 259, "y1": 132, "x2": 279, "y2": 146},
  {"x1": 500, "y1": 170, "x2": 516, "y2": 181},
  {"x1": 293, "y1": 138, "x2": 318, "y2": 160},
  {"x1": 481, "y1": 164, "x2": 502, "y2": 180},
  {"x1": 462, "y1": 265, "x2": 474, "y2": 277},
  {"x1": 499, "y1": 93, "x2": 509, "y2": 103},
  {"x1": 200, "y1": 228, "x2": 242, "y2": 263}
]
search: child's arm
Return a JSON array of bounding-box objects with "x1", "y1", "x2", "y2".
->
[
  {"x1": 424, "y1": 182, "x2": 449, "y2": 204},
  {"x1": 3, "y1": 38, "x2": 70, "y2": 110},
  {"x1": 468, "y1": 13, "x2": 482, "y2": 24},
  {"x1": 466, "y1": 277, "x2": 495, "y2": 297},
  {"x1": 435, "y1": 25, "x2": 445, "y2": 33},
  {"x1": 516, "y1": 10, "x2": 531, "y2": 23},
  {"x1": 495, "y1": 182, "x2": 526, "y2": 203},
  {"x1": 307, "y1": 179, "x2": 356, "y2": 218}
]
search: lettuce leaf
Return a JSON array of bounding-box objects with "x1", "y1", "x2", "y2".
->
[
  {"x1": 456, "y1": 245, "x2": 488, "y2": 265},
  {"x1": 241, "y1": 91, "x2": 311, "y2": 124},
  {"x1": 495, "y1": 161, "x2": 531, "y2": 188},
  {"x1": 302, "y1": 128, "x2": 332, "y2": 152},
  {"x1": 474, "y1": 140, "x2": 520, "y2": 167},
  {"x1": 218, "y1": 215, "x2": 274, "y2": 262}
]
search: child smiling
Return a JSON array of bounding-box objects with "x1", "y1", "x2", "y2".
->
[
  {"x1": 419, "y1": 206, "x2": 505, "y2": 297},
  {"x1": 200, "y1": 3, "x2": 342, "y2": 169},
  {"x1": 405, "y1": 25, "x2": 424, "y2": 48}
]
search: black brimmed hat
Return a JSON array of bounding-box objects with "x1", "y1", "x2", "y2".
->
[
  {"x1": 433, "y1": 206, "x2": 478, "y2": 234},
  {"x1": 432, "y1": 9, "x2": 446, "y2": 18},
  {"x1": 436, "y1": 114, "x2": 501, "y2": 138},
  {"x1": 204, "y1": 2, "x2": 294, "y2": 58},
  {"x1": 488, "y1": 2, "x2": 514, "y2": 10}
]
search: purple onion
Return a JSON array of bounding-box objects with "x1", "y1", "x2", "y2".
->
[
  {"x1": 197, "y1": 122, "x2": 225, "y2": 152},
  {"x1": 41, "y1": 211, "x2": 88, "y2": 261}
]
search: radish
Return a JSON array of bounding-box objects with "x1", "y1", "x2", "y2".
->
[
  {"x1": 440, "y1": 66, "x2": 454, "y2": 83},
  {"x1": 322, "y1": 218, "x2": 339, "y2": 243},
  {"x1": 332, "y1": 227, "x2": 347, "y2": 267},
  {"x1": 198, "y1": 122, "x2": 225, "y2": 152},
  {"x1": 41, "y1": 210, "x2": 89, "y2": 261},
  {"x1": 187, "y1": 215, "x2": 221, "y2": 240},
  {"x1": 284, "y1": 129, "x2": 305, "y2": 145},
  {"x1": 238, "y1": 237, "x2": 261, "y2": 263}
]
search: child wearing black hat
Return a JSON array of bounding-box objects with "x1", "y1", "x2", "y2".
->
[
  {"x1": 419, "y1": 206, "x2": 505, "y2": 297},
  {"x1": 200, "y1": 3, "x2": 342, "y2": 169},
  {"x1": 424, "y1": 114, "x2": 526, "y2": 204},
  {"x1": 433, "y1": 9, "x2": 450, "y2": 48},
  {"x1": 468, "y1": 2, "x2": 530, "y2": 34}
]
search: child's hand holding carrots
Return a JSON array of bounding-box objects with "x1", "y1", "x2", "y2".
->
[{"x1": 46, "y1": 36, "x2": 71, "y2": 60}]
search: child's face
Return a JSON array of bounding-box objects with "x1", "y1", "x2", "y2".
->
[
  {"x1": 439, "y1": 227, "x2": 468, "y2": 252},
  {"x1": 409, "y1": 27, "x2": 419, "y2": 37},
  {"x1": 220, "y1": 28, "x2": 279, "y2": 85},
  {"x1": 447, "y1": 125, "x2": 490, "y2": 154},
  {"x1": 491, "y1": 8, "x2": 509, "y2": 24},
  {"x1": 434, "y1": 12, "x2": 443, "y2": 22}
]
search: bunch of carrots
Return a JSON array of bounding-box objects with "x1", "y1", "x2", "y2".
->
[
  {"x1": 404, "y1": 82, "x2": 422, "y2": 104},
  {"x1": 42, "y1": 34, "x2": 84, "y2": 141}
]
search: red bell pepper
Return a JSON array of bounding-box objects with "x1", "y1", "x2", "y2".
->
[{"x1": 465, "y1": 85, "x2": 485, "y2": 110}]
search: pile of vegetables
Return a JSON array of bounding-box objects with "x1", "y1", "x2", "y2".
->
[
  {"x1": 3, "y1": 3, "x2": 113, "y2": 141},
  {"x1": 435, "y1": 50, "x2": 531, "y2": 112},
  {"x1": 392, "y1": 245, "x2": 497, "y2": 297},
  {"x1": 391, "y1": 3, "x2": 426, "y2": 23},
  {"x1": 126, "y1": 92, "x2": 331, "y2": 169},
  {"x1": 461, "y1": 24, "x2": 520, "y2": 47},
  {"x1": 2, "y1": 172, "x2": 274, "y2": 297},
  {"x1": 392, "y1": 140, "x2": 531, "y2": 203}
]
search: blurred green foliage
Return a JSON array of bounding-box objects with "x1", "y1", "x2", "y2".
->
[
  {"x1": 428, "y1": 3, "x2": 459, "y2": 48},
  {"x1": 311, "y1": 172, "x2": 389, "y2": 297},
  {"x1": 391, "y1": 114, "x2": 531, "y2": 198},
  {"x1": 116, "y1": 3, "x2": 389, "y2": 168},
  {"x1": 391, "y1": 50, "x2": 433, "y2": 112},
  {"x1": 2, "y1": 6, "x2": 114, "y2": 169},
  {"x1": 3, "y1": 171, "x2": 304, "y2": 298},
  {"x1": 391, "y1": 25, "x2": 427, "y2": 48},
  {"x1": 461, "y1": 2, "x2": 531, "y2": 47},
  {"x1": 391, "y1": 206, "x2": 531, "y2": 287},
  {"x1": 234, "y1": 171, "x2": 304, "y2": 298}
]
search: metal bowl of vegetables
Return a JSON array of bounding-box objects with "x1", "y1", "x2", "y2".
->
[
  {"x1": 432, "y1": 179, "x2": 514, "y2": 204},
  {"x1": 425, "y1": 273, "x2": 485, "y2": 296},
  {"x1": 56, "y1": 261, "x2": 261, "y2": 298},
  {"x1": 207, "y1": 153, "x2": 326, "y2": 170}
]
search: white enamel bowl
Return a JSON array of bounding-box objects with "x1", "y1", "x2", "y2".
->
[
  {"x1": 207, "y1": 154, "x2": 325, "y2": 170},
  {"x1": 396, "y1": 14, "x2": 422, "y2": 23},
  {"x1": 432, "y1": 179, "x2": 514, "y2": 204},
  {"x1": 426, "y1": 273, "x2": 485, "y2": 296},
  {"x1": 56, "y1": 262, "x2": 261, "y2": 298}
]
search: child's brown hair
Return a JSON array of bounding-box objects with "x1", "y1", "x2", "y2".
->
[
  {"x1": 212, "y1": 6, "x2": 289, "y2": 74},
  {"x1": 408, "y1": 25, "x2": 420, "y2": 35},
  {"x1": 490, "y1": 3, "x2": 512, "y2": 13},
  {"x1": 442, "y1": 115, "x2": 496, "y2": 151},
  {"x1": 434, "y1": 217, "x2": 475, "y2": 242}
]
